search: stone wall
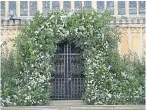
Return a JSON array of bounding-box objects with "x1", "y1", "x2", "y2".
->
[
  {"x1": 0, "y1": 28, "x2": 21, "y2": 52},
  {"x1": 118, "y1": 27, "x2": 146, "y2": 57},
  {"x1": 1, "y1": 27, "x2": 146, "y2": 57}
]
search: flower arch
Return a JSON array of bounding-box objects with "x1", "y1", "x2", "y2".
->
[{"x1": 7, "y1": 10, "x2": 120, "y2": 105}]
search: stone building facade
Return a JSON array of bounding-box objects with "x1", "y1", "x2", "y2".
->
[{"x1": 0, "y1": 1, "x2": 146, "y2": 57}]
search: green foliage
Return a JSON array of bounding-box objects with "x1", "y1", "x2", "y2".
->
[
  {"x1": 1, "y1": 10, "x2": 145, "y2": 106},
  {"x1": 1, "y1": 46, "x2": 19, "y2": 106},
  {"x1": 103, "y1": 50, "x2": 145, "y2": 105}
]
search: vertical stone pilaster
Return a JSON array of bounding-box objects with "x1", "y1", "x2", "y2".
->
[
  {"x1": 71, "y1": 1, "x2": 74, "y2": 11},
  {"x1": 104, "y1": 1, "x2": 106, "y2": 10},
  {"x1": 92, "y1": 1, "x2": 97, "y2": 11},
  {"x1": 140, "y1": 27, "x2": 143, "y2": 57},
  {"x1": 128, "y1": 27, "x2": 131, "y2": 52},
  {"x1": 16, "y1": 1, "x2": 20, "y2": 16},
  {"x1": 60, "y1": 1, "x2": 63, "y2": 10},
  {"x1": 38, "y1": 1, "x2": 42, "y2": 13},
  {"x1": 82, "y1": 1, "x2": 84, "y2": 9},
  {"x1": 50, "y1": 1, "x2": 52, "y2": 10},
  {"x1": 137, "y1": 1, "x2": 139, "y2": 15},
  {"x1": 28, "y1": 1, "x2": 30, "y2": 16},
  {"x1": 114, "y1": 1, "x2": 118, "y2": 15},
  {"x1": 5, "y1": 1, "x2": 9, "y2": 17},
  {"x1": 126, "y1": 1, "x2": 129, "y2": 16}
]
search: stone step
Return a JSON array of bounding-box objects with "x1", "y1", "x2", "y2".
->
[
  {"x1": 49, "y1": 100, "x2": 85, "y2": 106},
  {"x1": 1, "y1": 105, "x2": 145, "y2": 110}
]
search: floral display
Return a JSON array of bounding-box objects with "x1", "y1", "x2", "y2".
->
[{"x1": 1, "y1": 10, "x2": 145, "y2": 106}]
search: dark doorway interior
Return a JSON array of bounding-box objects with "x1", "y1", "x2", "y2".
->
[{"x1": 51, "y1": 41, "x2": 84, "y2": 100}]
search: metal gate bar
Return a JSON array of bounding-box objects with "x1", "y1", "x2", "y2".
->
[{"x1": 51, "y1": 42, "x2": 84, "y2": 100}]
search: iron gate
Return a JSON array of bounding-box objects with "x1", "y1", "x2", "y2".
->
[{"x1": 51, "y1": 42, "x2": 84, "y2": 100}]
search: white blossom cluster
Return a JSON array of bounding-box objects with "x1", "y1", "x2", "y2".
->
[{"x1": 2, "y1": 11, "x2": 144, "y2": 106}]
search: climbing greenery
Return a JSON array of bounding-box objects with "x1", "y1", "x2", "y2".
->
[{"x1": 1, "y1": 10, "x2": 145, "y2": 106}]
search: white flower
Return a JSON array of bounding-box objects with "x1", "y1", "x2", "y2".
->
[
  {"x1": 41, "y1": 55, "x2": 44, "y2": 59},
  {"x1": 79, "y1": 26, "x2": 85, "y2": 31},
  {"x1": 68, "y1": 12, "x2": 73, "y2": 17},
  {"x1": 40, "y1": 45, "x2": 43, "y2": 48},
  {"x1": 108, "y1": 66, "x2": 111, "y2": 70},
  {"x1": 30, "y1": 79, "x2": 37, "y2": 86},
  {"x1": 42, "y1": 75, "x2": 46, "y2": 80},
  {"x1": 6, "y1": 96, "x2": 11, "y2": 103},
  {"x1": 13, "y1": 103, "x2": 16, "y2": 105},
  {"x1": 74, "y1": 28, "x2": 78, "y2": 33},
  {"x1": 31, "y1": 64, "x2": 34, "y2": 67},
  {"x1": 87, "y1": 59, "x2": 91, "y2": 63},
  {"x1": 107, "y1": 93, "x2": 112, "y2": 98},
  {"x1": 102, "y1": 75, "x2": 105, "y2": 79},
  {"x1": 41, "y1": 25, "x2": 44, "y2": 29},
  {"x1": 93, "y1": 62, "x2": 97, "y2": 67},
  {"x1": 34, "y1": 31, "x2": 39, "y2": 35},
  {"x1": 13, "y1": 95, "x2": 18, "y2": 99},
  {"x1": 50, "y1": 15, "x2": 55, "y2": 19},
  {"x1": 28, "y1": 86, "x2": 31, "y2": 90},
  {"x1": 25, "y1": 95, "x2": 31, "y2": 100},
  {"x1": 121, "y1": 72, "x2": 126, "y2": 77},
  {"x1": 38, "y1": 75, "x2": 46, "y2": 83}
]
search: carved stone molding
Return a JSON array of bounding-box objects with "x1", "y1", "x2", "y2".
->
[
  {"x1": 0, "y1": 29, "x2": 21, "y2": 35},
  {"x1": 1, "y1": 16, "x2": 145, "y2": 28}
]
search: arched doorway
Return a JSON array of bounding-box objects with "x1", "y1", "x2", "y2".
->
[{"x1": 51, "y1": 41, "x2": 84, "y2": 100}]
